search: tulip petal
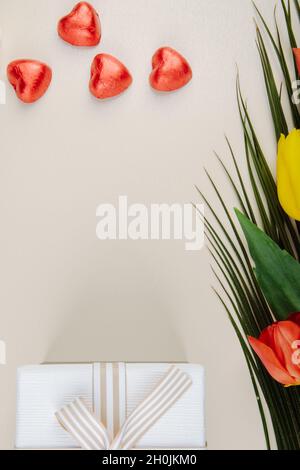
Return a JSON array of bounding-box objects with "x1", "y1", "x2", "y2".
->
[
  {"x1": 259, "y1": 324, "x2": 276, "y2": 348},
  {"x1": 273, "y1": 321, "x2": 300, "y2": 380},
  {"x1": 293, "y1": 48, "x2": 300, "y2": 76},
  {"x1": 248, "y1": 336, "x2": 295, "y2": 385},
  {"x1": 259, "y1": 324, "x2": 289, "y2": 371},
  {"x1": 277, "y1": 130, "x2": 300, "y2": 221}
]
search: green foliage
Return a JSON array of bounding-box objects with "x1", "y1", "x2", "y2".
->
[
  {"x1": 236, "y1": 209, "x2": 300, "y2": 319},
  {"x1": 200, "y1": 1, "x2": 300, "y2": 449}
]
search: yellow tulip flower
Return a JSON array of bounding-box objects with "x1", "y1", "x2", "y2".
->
[{"x1": 277, "y1": 129, "x2": 300, "y2": 221}]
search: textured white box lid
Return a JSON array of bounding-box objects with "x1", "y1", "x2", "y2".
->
[{"x1": 15, "y1": 363, "x2": 205, "y2": 449}]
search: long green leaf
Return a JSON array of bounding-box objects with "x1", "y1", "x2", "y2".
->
[
  {"x1": 236, "y1": 209, "x2": 300, "y2": 319},
  {"x1": 294, "y1": 0, "x2": 300, "y2": 21}
]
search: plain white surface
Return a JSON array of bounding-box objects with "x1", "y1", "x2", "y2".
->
[{"x1": 0, "y1": 0, "x2": 297, "y2": 449}]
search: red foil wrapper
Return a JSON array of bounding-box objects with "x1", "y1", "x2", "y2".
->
[
  {"x1": 89, "y1": 54, "x2": 132, "y2": 100},
  {"x1": 7, "y1": 60, "x2": 52, "y2": 104},
  {"x1": 150, "y1": 47, "x2": 192, "y2": 92},
  {"x1": 58, "y1": 2, "x2": 101, "y2": 47}
]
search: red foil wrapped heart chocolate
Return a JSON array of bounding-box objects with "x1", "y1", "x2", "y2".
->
[
  {"x1": 149, "y1": 47, "x2": 192, "y2": 92},
  {"x1": 89, "y1": 54, "x2": 133, "y2": 99},
  {"x1": 58, "y1": 2, "x2": 101, "y2": 47},
  {"x1": 7, "y1": 59, "x2": 52, "y2": 103}
]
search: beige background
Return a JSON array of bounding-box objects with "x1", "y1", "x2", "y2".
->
[{"x1": 0, "y1": 0, "x2": 294, "y2": 450}]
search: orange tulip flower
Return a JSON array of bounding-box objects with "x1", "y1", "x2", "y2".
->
[
  {"x1": 293, "y1": 48, "x2": 300, "y2": 76},
  {"x1": 248, "y1": 319, "x2": 300, "y2": 387}
]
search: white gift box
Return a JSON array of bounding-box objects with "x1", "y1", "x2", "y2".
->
[{"x1": 15, "y1": 363, "x2": 205, "y2": 450}]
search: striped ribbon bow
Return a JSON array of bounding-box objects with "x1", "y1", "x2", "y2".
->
[{"x1": 55, "y1": 366, "x2": 192, "y2": 450}]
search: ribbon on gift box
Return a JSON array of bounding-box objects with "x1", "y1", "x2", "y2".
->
[
  {"x1": 55, "y1": 365, "x2": 192, "y2": 450},
  {"x1": 92, "y1": 363, "x2": 127, "y2": 440}
]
